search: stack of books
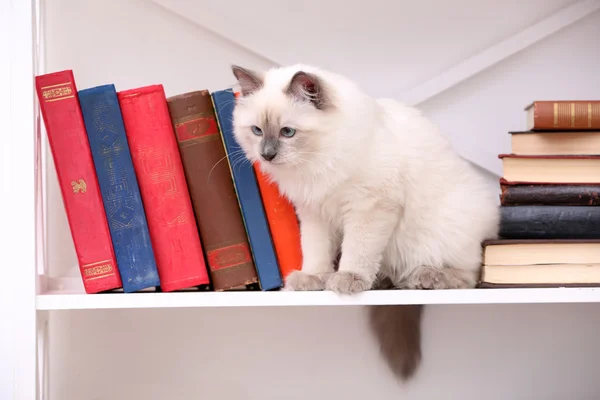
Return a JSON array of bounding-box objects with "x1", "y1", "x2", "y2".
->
[
  {"x1": 480, "y1": 100, "x2": 600, "y2": 288},
  {"x1": 36, "y1": 70, "x2": 303, "y2": 294}
]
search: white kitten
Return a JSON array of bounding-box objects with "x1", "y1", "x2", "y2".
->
[{"x1": 230, "y1": 64, "x2": 499, "y2": 380}]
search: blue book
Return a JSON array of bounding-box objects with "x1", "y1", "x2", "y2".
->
[
  {"x1": 212, "y1": 89, "x2": 282, "y2": 290},
  {"x1": 78, "y1": 84, "x2": 160, "y2": 292}
]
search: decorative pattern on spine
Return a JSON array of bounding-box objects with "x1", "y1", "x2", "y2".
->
[
  {"x1": 117, "y1": 84, "x2": 210, "y2": 291},
  {"x1": 79, "y1": 84, "x2": 161, "y2": 292}
]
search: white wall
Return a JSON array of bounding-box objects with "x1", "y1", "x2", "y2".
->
[{"x1": 44, "y1": 1, "x2": 600, "y2": 399}]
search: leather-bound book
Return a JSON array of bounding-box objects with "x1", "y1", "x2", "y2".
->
[
  {"x1": 166, "y1": 90, "x2": 258, "y2": 291},
  {"x1": 500, "y1": 206, "x2": 600, "y2": 240},
  {"x1": 500, "y1": 181, "x2": 600, "y2": 206},
  {"x1": 526, "y1": 101, "x2": 600, "y2": 131}
]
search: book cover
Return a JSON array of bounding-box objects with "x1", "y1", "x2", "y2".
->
[
  {"x1": 499, "y1": 206, "x2": 600, "y2": 240},
  {"x1": 35, "y1": 70, "x2": 122, "y2": 293},
  {"x1": 500, "y1": 182, "x2": 600, "y2": 206},
  {"x1": 79, "y1": 84, "x2": 160, "y2": 292},
  {"x1": 526, "y1": 101, "x2": 600, "y2": 130},
  {"x1": 212, "y1": 89, "x2": 282, "y2": 290},
  {"x1": 117, "y1": 84, "x2": 210, "y2": 291},
  {"x1": 499, "y1": 154, "x2": 600, "y2": 184},
  {"x1": 509, "y1": 130, "x2": 600, "y2": 156},
  {"x1": 166, "y1": 90, "x2": 258, "y2": 291},
  {"x1": 254, "y1": 165, "x2": 302, "y2": 279}
]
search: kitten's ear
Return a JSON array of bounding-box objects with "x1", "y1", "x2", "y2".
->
[
  {"x1": 286, "y1": 71, "x2": 329, "y2": 110},
  {"x1": 231, "y1": 65, "x2": 263, "y2": 96}
]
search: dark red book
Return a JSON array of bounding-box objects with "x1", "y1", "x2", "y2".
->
[
  {"x1": 35, "y1": 70, "x2": 122, "y2": 293},
  {"x1": 500, "y1": 182, "x2": 600, "y2": 206},
  {"x1": 117, "y1": 84, "x2": 210, "y2": 291}
]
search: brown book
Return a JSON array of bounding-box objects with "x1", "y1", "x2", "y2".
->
[
  {"x1": 510, "y1": 130, "x2": 600, "y2": 155},
  {"x1": 499, "y1": 182, "x2": 600, "y2": 206},
  {"x1": 499, "y1": 154, "x2": 600, "y2": 184},
  {"x1": 483, "y1": 239, "x2": 600, "y2": 266},
  {"x1": 167, "y1": 90, "x2": 258, "y2": 291},
  {"x1": 526, "y1": 101, "x2": 600, "y2": 131}
]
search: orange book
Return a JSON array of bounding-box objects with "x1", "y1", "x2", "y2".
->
[{"x1": 253, "y1": 164, "x2": 302, "y2": 278}]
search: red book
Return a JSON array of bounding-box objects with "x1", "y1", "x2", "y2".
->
[
  {"x1": 117, "y1": 84, "x2": 210, "y2": 291},
  {"x1": 254, "y1": 165, "x2": 302, "y2": 278},
  {"x1": 35, "y1": 70, "x2": 121, "y2": 293}
]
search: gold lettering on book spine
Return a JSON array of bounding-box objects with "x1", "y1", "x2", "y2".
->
[
  {"x1": 571, "y1": 103, "x2": 575, "y2": 127},
  {"x1": 590, "y1": 103, "x2": 593, "y2": 127},
  {"x1": 553, "y1": 103, "x2": 558, "y2": 126}
]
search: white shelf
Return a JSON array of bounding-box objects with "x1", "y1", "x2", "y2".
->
[{"x1": 35, "y1": 287, "x2": 600, "y2": 310}]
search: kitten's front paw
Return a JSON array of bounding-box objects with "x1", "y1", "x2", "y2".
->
[
  {"x1": 326, "y1": 271, "x2": 371, "y2": 295},
  {"x1": 284, "y1": 271, "x2": 327, "y2": 291},
  {"x1": 403, "y1": 266, "x2": 476, "y2": 289}
]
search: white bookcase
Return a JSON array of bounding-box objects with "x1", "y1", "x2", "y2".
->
[{"x1": 4, "y1": 1, "x2": 600, "y2": 399}]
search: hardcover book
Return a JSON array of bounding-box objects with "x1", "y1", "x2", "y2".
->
[
  {"x1": 35, "y1": 70, "x2": 122, "y2": 293},
  {"x1": 483, "y1": 239, "x2": 600, "y2": 266},
  {"x1": 254, "y1": 165, "x2": 302, "y2": 279},
  {"x1": 499, "y1": 206, "x2": 600, "y2": 240},
  {"x1": 117, "y1": 84, "x2": 210, "y2": 291},
  {"x1": 499, "y1": 154, "x2": 600, "y2": 184},
  {"x1": 212, "y1": 89, "x2": 282, "y2": 290},
  {"x1": 166, "y1": 90, "x2": 258, "y2": 291},
  {"x1": 500, "y1": 182, "x2": 600, "y2": 206},
  {"x1": 510, "y1": 130, "x2": 600, "y2": 156},
  {"x1": 480, "y1": 263, "x2": 600, "y2": 287},
  {"x1": 526, "y1": 101, "x2": 600, "y2": 130},
  {"x1": 79, "y1": 84, "x2": 160, "y2": 293}
]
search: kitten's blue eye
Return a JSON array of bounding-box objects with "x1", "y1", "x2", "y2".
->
[
  {"x1": 280, "y1": 127, "x2": 296, "y2": 138},
  {"x1": 251, "y1": 125, "x2": 263, "y2": 136}
]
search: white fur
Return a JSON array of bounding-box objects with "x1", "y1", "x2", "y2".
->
[{"x1": 232, "y1": 64, "x2": 499, "y2": 292}]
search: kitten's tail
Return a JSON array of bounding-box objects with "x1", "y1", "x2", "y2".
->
[{"x1": 368, "y1": 278, "x2": 423, "y2": 380}]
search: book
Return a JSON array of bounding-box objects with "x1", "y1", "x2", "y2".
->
[
  {"x1": 117, "y1": 84, "x2": 210, "y2": 291},
  {"x1": 78, "y1": 84, "x2": 160, "y2": 293},
  {"x1": 483, "y1": 239, "x2": 600, "y2": 266},
  {"x1": 526, "y1": 101, "x2": 600, "y2": 131},
  {"x1": 480, "y1": 263, "x2": 600, "y2": 287},
  {"x1": 510, "y1": 130, "x2": 600, "y2": 155},
  {"x1": 499, "y1": 154, "x2": 600, "y2": 184},
  {"x1": 212, "y1": 89, "x2": 283, "y2": 290},
  {"x1": 166, "y1": 90, "x2": 258, "y2": 291},
  {"x1": 500, "y1": 182, "x2": 600, "y2": 206},
  {"x1": 499, "y1": 206, "x2": 600, "y2": 240},
  {"x1": 35, "y1": 70, "x2": 122, "y2": 293},
  {"x1": 254, "y1": 165, "x2": 302, "y2": 279}
]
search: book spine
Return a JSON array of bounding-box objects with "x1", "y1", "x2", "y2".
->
[
  {"x1": 499, "y1": 206, "x2": 600, "y2": 240},
  {"x1": 254, "y1": 165, "x2": 302, "y2": 279},
  {"x1": 500, "y1": 183, "x2": 600, "y2": 206},
  {"x1": 212, "y1": 89, "x2": 283, "y2": 290},
  {"x1": 531, "y1": 101, "x2": 600, "y2": 130},
  {"x1": 35, "y1": 70, "x2": 121, "y2": 293},
  {"x1": 165, "y1": 90, "x2": 258, "y2": 291},
  {"x1": 78, "y1": 84, "x2": 161, "y2": 293},
  {"x1": 117, "y1": 84, "x2": 210, "y2": 292}
]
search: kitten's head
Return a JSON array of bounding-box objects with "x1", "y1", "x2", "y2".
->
[{"x1": 231, "y1": 64, "x2": 341, "y2": 175}]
